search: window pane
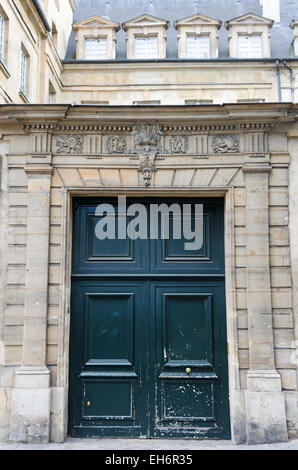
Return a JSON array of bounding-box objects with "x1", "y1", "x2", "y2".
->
[
  {"x1": 238, "y1": 35, "x2": 262, "y2": 58},
  {"x1": 135, "y1": 37, "x2": 158, "y2": 59},
  {"x1": 85, "y1": 39, "x2": 108, "y2": 60},
  {"x1": 20, "y1": 50, "x2": 27, "y2": 94},
  {"x1": 0, "y1": 14, "x2": 5, "y2": 62},
  {"x1": 186, "y1": 36, "x2": 210, "y2": 59}
]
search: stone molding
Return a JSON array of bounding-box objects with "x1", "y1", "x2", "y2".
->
[{"x1": 21, "y1": 122, "x2": 275, "y2": 133}]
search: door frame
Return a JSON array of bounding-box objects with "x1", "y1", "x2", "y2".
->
[{"x1": 54, "y1": 186, "x2": 241, "y2": 442}]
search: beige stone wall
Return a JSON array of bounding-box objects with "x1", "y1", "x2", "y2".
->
[
  {"x1": 0, "y1": 0, "x2": 74, "y2": 104},
  {"x1": 61, "y1": 61, "x2": 298, "y2": 105}
]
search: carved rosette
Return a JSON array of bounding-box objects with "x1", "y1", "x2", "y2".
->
[
  {"x1": 132, "y1": 121, "x2": 163, "y2": 186},
  {"x1": 212, "y1": 134, "x2": 240, "y2": 154},
  {"x1": 56, "y1": 135, "x2": 83, "y2": 154}
]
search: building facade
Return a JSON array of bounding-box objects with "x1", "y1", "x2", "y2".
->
[{"x1": 0, "y1": 0, "x2": 298, "y2": 445}]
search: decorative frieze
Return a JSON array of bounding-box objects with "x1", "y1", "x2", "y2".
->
[
  {"x1": 106, "y1": 136, "x2": 127, "y2": 154},
  {"x1": 168, "y1": 136, "x2": 188, "y2": 154},
  {"x1": 56, "y1": 135, "x2": 83, "y2": 154},
  {"x1": 212, "y1": 134, "x2": 240, "y2": 154}
]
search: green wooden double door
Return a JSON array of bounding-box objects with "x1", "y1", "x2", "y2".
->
[{"x1": 68, "y1": 198, "x2": 230, "y2": 438}]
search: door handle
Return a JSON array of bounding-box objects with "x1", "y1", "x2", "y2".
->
[{"x1": 186, "y1": 368, "x2": 192, "y2": 374}]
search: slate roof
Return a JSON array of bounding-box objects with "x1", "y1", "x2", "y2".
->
[{"x1": 64, "y1": 0, "x2": 298, "y2": 60}]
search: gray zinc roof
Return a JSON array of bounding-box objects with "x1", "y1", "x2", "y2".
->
[{"x1": 65, "y1": 0, "x2": 298, "y2": 60}]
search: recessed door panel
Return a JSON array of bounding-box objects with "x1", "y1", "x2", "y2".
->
[
  {"x1": 83, "y1": 293, "x2": 134, "y2": 366},
  {"x1": 81, "y1": 380, "x2": 134, "y2": 421},
  {"x1": 151, "y1": 201, "x2": 224, "y2": 274},
  {"x1": 162, "y1": 381, "x2": 216, "y2": 421},
  {"x1": 163, "y1": 294, "x2": 213, "y2": 367},
  {"x1": 72, "y1": 200, "x2": 148, "y2": 274}
]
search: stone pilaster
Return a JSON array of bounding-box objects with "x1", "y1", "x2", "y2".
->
[
  {"x1": 9, "y1": 164, "x2": 52, "y2": 444},
  {"x1": 243, "y1": 159, "x2": 288, "y2": 444}
]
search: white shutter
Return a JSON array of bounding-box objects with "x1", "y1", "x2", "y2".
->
[
  {"x1": 0, "y1": 14, "x2": 5, "y2": 62},
  {"x1": 85, "y1": 39, "x2": 108, "y2": 60},
  {"x1": 238, "y1": 35, "x2": 262, "y2": 58},
  {"x1": 249, "y1": 35, "x2": 263, "y2": 58},
  {"x1": 135, "y1": 37, "x2": 158, "y2": 59},
  {"x1": 20, "y1": 49, "x2": 27, "y2": 94},
  {"x1": 186, "y1": 36, "x2": 210, "y2": 59}
]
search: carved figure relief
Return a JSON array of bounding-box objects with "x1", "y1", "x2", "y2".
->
[
  {"x1": 107, "y1": 136, "x2": 127, "y2": 154},
  {"x1": 56, "y1": 135, "x2": 83, "y2": 154},
  {"x1": 132, "y1": 121, "x2": 163, "y2": 186},
  {"x1": 212, "y1": 134, "x2": 240, "y2": 154}
]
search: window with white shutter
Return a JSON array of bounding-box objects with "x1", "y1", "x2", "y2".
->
[
  {"x1": 20, "y1": 48, "x2": 28, "y2": 95},
  {"x1": 0, "y1": 13, "x2": 5, "y2": 63},
  {"x1": 238, "y1": 35, "x2": 262, "y2": 58},
  {"x1": 186, "y1": 36, "x2": 210, "y2": 59},
  {"x1": 135, "y1": 36, "x2": 158, "y2": 59},
  {"x1": 85, "y1": 39, "x2": 108, "y2": 60}
]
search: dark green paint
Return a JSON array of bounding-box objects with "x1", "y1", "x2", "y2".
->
[{"x1": 68, "y1": 198, "x2": 230, "y2": 439}]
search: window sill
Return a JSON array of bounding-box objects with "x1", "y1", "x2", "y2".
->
[
  {"x1": 0, "y1": 61, "x2": 10, "y2": 79},
  {"x1": 19, "y1": 90, "x2": 29, "y2": 103}
]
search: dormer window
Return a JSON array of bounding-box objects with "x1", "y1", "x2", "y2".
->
[
  {"x1": 238, "y1": 34, "x2": 262, "y2": 58},
  {"x1": 123, "y1": 14, "x2": 169, "y2": 60},
  {"x1": 73, "y1": 16, "x2": 120, "y2": 60},
  {"x1": 225, "y1": 13, "x2": 273, "y2": 59},
  {"x1": 85, "y1": 38, "x2": 108, "y2": 60},
  {"x1": 186, "y1": 35, "x2": 210, "y2": 59},
  {"x1": 135, "y1": 36, "x2": 158, "y2": 59},
  {"x1": 175, "y1": 14, "x2": 221, "y2": 59}
]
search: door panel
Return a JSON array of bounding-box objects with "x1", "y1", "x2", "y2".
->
[
  {"x1": 83, "y1": 293, "x2": 135, "y2": 367},
  {"x1": 151, "y1": 281, "x2": 230, "y2": 438},
  {"x1": 72, "y1": 200, "x2": 148, "y2": 275},
  {"x1": 69, "y1": 281, "x2": 148, "y2": 437},
  {"x1": 151, "y1": 201, "x2": 224, "y2": 275},
  {"x1": 69, "y1": 198, "x2": 230, "y2": 439}
]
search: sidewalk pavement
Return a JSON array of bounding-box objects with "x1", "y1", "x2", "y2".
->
[{"x1": 1, "y1": 438, "x2": 298, "y2": 450}]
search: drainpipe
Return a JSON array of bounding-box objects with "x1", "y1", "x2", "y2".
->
[
  {"x1": 276, "y1": 59, "x2": 282, "y2": 102},
  {"x1": 283, "y1": 59, "x2": 295, "y2": 103}
]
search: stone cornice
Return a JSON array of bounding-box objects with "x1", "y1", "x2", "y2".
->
[{"x1": 0, "y1": 104, "x2": 296, "y2": 131}]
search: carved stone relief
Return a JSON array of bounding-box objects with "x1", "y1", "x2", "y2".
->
[
  {"x1": 131, "y1": 121, "x2": 163, "y2": 187},
  {"x1": 169, "y1": 136, "x2": 188, "y2": 154},
  {"x1": 56, "y1": 135, "x2": 83, "y2": 154},
  {"x1": 212, "y1": 134, "x2": 240, "y2": 154},
  {"x1": 106, "y1": 136, "x2": 127, "y2": 154}
]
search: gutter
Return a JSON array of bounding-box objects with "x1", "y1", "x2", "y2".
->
[
  {"x1": 276, "y1": 60, "x2": 282, "y2": 102},
  {"x1": 63, "y1": 57, "x2": 298, "y2": 65},
  {"x1": 31, "y1": 0, "x2": 51, "y2": 32},
  {"x1": 283, "y1": 60, "x2": 295, "y2": 102}
]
